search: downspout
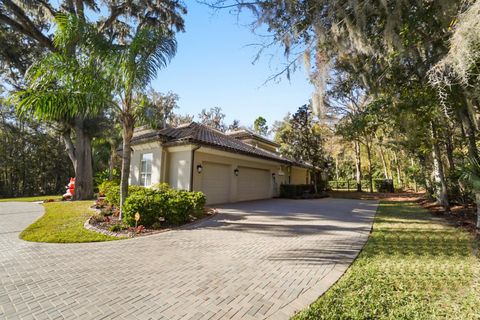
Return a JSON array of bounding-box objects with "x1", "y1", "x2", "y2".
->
[
  {"x1": 288, "y1": 164, "x2": 292, "y2": 184},
  {"x1": 190, "y1": 145, "x2": 201, "y2": 191}
]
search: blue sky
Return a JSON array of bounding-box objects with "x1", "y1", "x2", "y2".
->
[{"x1": 152, "y1": 2, "x2": 313, "y2": 128}]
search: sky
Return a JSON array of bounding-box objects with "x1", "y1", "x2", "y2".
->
[{"x1": 152, "y1": 2, "x2": 314, "y2": 128}]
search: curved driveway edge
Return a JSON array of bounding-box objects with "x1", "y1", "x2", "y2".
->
[{"x1": 0, "y1": 198, "x2": 377, "y2": 320}]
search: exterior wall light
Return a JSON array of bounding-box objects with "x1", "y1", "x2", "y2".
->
[
  {"x1": 234, "y1": 168, "x2": 239, "y2": 176},
  {"x1": 196, "y1": 164, "x2": 203, "y2": 174}
]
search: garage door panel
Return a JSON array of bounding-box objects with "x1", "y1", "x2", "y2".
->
[
  {"x1": 237, "y1": 167, "x2": 271, "y2": 201},
  {"x1": 201, "y1": 162, "x2": 231, "y2": 205}
]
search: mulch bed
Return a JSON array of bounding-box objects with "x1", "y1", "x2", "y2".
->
[
  {"x1": 416, "y1": 198, "x2": 479, "y2": 237},
  {"x1": 87, "y1": 207, "x2": 218, "y2": 238}
]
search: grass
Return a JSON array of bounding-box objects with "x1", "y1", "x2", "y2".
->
[
  {"x1": 20, "y1": 201, "x2": 121, "y2": 243},
  {"x1": 294, "y1": 201, "x2": 480, "y2": 320},
  {"x1": 0, "y1": 195, "x2": 62, "y2": 202}
]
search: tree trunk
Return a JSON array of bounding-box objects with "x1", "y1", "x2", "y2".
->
[
  {"x1": 365, "y1": 141, "x2": 373, "y2": 192},
  {"x1": 431, "y1": 122, "x2": 450, "y2": 211},
  {"x1": 335, "y1": 156, "x2": 339, "y2": 181},
  {"x1": 458, "y1": 103, "x2": 479, "y2": 162},
  {"x1": 444, "y1": 129, "x2": 456, "y2": 173},
  {"x1": 109, "y1": 144, "x2": 117, "y2": 180},
  {"x1": 476, "y1": 192, "x2": 480, "y2": 229},
  {"x1": 354, "y1": 140, "x2": 362, "y2": 192},
  {"x1": 378, "y1": 145, "x2": 389, "y2": 179},
  {"x1": 73, "y1": 119, "x2": 94, "y2": 200},
  {"x1": 62, "y1": 129, "x2": 77, "y2": 169},
  {"x1": 312, "y1": 170, "x2": 318, "y2": 194},
  {"x1": 119, "y1": 116, "x2": 135, "y2": 219},
  {"x1": 410, "y1": 158, "x2": 418, "y2": 192},
  {"x1": 394, "y1": 151, "x2": 402, "y2": 188}
]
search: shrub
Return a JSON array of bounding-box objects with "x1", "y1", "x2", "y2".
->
[
  {"x1": 374, "y1": 179, "x2": 395, "y2": 193},
  {"x1": 94, "y1": 168, "x2": 120, "y2": 188},
  {"x1": 98, "y1": 180, "x2": 119, "y2": 197},
  {"x1": 152, "y1": 183, "x2": 172, "y2": 193},
  {"x1": 104, "y1": 185, "x2": 121, "y2": 207},
  {"x1": 99, "y1": 208, "x2": 113, "y2": 217},
  {"x1": 122, "y1": 186, "x2": 206, "y2": 228},
  {"x1": 122, "y1": 188, "x2": 170, "y2": 227},
  {"x1": 91, "y1": 213, "x2": 105, "y2": 223},
  {"x1": 108, "y1": 224, "x2": 126, "y2": 232},
  {"x1": 104, "y1": 183, "x2": 145, "y2": 207}
]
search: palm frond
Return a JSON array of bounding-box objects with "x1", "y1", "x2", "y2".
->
[
  {"x1": 117, "y1": 27, "x2": 177, "y2": 92},
  {"x1": 460, "y1": 156, "x2": 480, "y2": 191}
]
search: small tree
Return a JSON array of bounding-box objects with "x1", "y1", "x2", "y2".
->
[
  {"x1": 277, "y1": 104, "x2": 327, "y2": 192},
  {"x1": 253, "y1": 116, "x2": 268, "y2": 136},
  {"x1": 109, "y1": 27, "x2": 177, "y2": 219}
]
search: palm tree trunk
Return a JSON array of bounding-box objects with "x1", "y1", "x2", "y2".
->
[
  {"x1": 72, "y1": 119, "x2": 94, "y2": 200},
  {"x1": 354, "y1": 140, "x2": 362, "y2": 192},
  {"x1": 119, "y1": 116, "x2": 135, "y2": 219}
]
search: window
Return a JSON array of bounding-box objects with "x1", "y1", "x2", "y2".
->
[{"x1": 140, "y1": 153, "x2": 153, "y2": 187}]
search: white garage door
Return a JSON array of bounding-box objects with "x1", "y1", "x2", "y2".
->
[
  {"x1": 201, "y1": 162, "x2": 231, "y2": 205},
  {"x1": 237, "y1": 167, "x2": 271, "y2": 201}
]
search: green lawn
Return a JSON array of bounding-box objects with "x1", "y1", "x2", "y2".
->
[
  {"x1": 20, "y1": 201, "x2": 121, "y2": 243},
  {"x1": 294, "y1": 201, "x2": 480, "y2": 320},
  {"x1": 0, "y1": 195, "x2": 62, "y2": 202}
]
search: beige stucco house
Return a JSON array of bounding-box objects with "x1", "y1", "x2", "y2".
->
[{"x1": 129, "y1": 122, "x2": 311, "y2": 205}]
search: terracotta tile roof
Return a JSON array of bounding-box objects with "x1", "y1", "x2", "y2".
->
[
  {"x1": 226, "y1": 129, "x2": 280, "y2": 147},
  {"x1": 131, "y1": 122, "x2": 309, "y2": 166}
]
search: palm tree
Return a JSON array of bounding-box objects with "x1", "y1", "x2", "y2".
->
[
  {"x1": 108, "y1": 27, "x2": 177, "y2": 218},
  {"x1": 13, "y1": 15, "x2": 113, "y2": 200},
  {"x1": 460, "y1": 157, "x2": 480, "y2": 229}
]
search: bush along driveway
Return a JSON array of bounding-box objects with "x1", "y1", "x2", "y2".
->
[
  {"x1": 0, "y1": 198, "x2": 376, "y2": 319},
  {"x1": 294, "y1": 200, "x2": 480, "y2": 320}
]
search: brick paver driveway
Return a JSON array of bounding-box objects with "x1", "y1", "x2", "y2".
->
[{"x1": 0, "y1": 198, "x2": 377, "y2": 320}]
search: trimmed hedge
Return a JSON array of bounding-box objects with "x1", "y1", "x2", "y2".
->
[
  {"x1": 280, "y1": 184, "x2": 315, "y2": 198},
  {"x1": 122, "y1": 186, "x2": 206, "y2": 228},
  {"x1": 374, "y1": 179, "x2": 395, "y2": 193}
]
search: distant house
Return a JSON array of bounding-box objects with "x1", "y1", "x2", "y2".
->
[{"x1": 129, "y1": 122, "x2": 311, "y2": 205}]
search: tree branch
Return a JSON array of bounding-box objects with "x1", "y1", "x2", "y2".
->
[
  {"x1": 98, "y1": 4, "x2": 126, "y2": 32},
  {"x1": 1, "y1": 0, "x2": 55, "y2": 51},
  {"x1": 35, "y1": 0, "x2": 58, "y2": 18},
  {"x1": 62, "y1": 128, "x2": 77, "y2": 167}
]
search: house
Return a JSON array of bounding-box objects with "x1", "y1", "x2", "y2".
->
[{"x1": 129, "y1": 122, "x2": 311, "y2": 205}]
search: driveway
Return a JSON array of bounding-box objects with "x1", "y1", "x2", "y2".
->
[{"x1": 0, "y1": 198, "x2": 377, "y2": 320}]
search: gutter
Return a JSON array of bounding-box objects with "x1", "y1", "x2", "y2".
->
[{"x1": 189, "y1": 145, "x2": 201, "y2": 191}]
